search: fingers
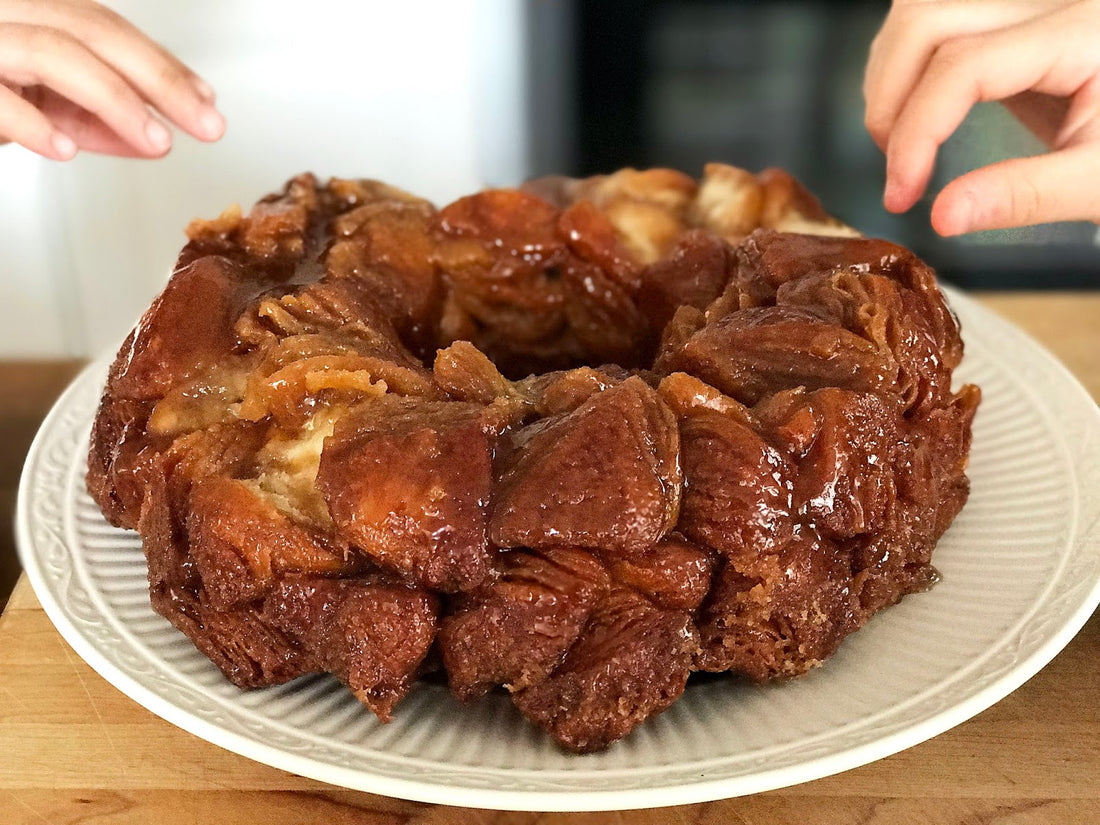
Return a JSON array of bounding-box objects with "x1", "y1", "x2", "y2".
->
[
  {"x1": 883, "y1": 2, "x2": 1100, "y2": 214},
  {"x1": 0, "y1": 22, "x2": 172, "y2": 156},
  {"x1": 1052, "y1": 73, "x2": 1100, "y2": 148},
  {"x1": 2, "y1": 0, "x2": 224, "y2": 143},
  {"x1": 930, "y1": 143, "x2": 1100, "y2": 235},
  {"x1": 0, "y1": 0, "x2": 224, "y2": 159},
  {"x1": 863, "y1": 0, "x2": 1066, "y2": 152},
  {"x1": 0, "y1": 82, "x2": 75, "y2": 159},
  {"x1": 27, "y1": 84, "x2": 157, "y2": 157}
]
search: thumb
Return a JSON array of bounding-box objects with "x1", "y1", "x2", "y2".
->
[{"x1": 930, "y1": 144, "x2": 1100, "y2": 235}]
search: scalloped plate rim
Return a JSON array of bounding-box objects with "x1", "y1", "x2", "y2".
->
[{"x1": 15, "y1": 285, "x2": 1100, "y2": 811}]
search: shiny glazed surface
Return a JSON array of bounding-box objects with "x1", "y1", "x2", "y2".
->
[{"x1": 85, "y1": 166, "x2": 978, "y2": 752}]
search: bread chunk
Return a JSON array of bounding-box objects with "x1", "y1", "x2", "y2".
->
[{"x1": 86, "y1": 165, "x2": 979, "y2": 752}]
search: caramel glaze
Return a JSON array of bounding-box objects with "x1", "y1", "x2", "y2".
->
[{"x1": 86, "y1": 167, "x2": 979, "y2": 752}]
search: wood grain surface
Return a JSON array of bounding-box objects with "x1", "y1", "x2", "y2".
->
[{"x1": 1, "y1": 292, "x2": 1098, "y2": 824}]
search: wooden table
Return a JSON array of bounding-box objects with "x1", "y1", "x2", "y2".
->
[{"x1": 2, "y1": 292, "x2": 1098, "y2": 824}]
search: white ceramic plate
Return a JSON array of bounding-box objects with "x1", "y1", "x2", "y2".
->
[{"x1": 16, "y1": 287, "x2": 1100, "y2": 812}]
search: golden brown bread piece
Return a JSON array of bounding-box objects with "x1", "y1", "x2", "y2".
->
[{"x1": 87, "y1": 164, "x2": 979, "y2": 752}]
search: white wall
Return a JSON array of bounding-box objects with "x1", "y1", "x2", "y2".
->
[{"x1": 0, "y1": 0, "x2": 530, "y2": 358}]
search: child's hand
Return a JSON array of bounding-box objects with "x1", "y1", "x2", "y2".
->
[
  {"x1": 0, "y1": 0, "x2": 225, "y2": 160},
  {"x1": 864, "y1": 0, "x2": 1100, "y2": 235}
]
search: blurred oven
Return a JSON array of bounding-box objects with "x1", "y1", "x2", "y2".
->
[{"x1": 528, "y1": 0, "x2": 1100, "y2": 290}]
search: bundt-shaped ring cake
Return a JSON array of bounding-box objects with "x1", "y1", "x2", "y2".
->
[{"x1": 86, "y1": 164, "x2": 979, "y2": 752}]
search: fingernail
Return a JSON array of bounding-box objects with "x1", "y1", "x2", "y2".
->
[
  {"x1": 193, "y1": 77, "x2": 216, "y2": 103},
  {"x1": 145, "y1": 118, "x2": 172, "y2": 153},
  {"x1": 932, "y1": 190, "x2": 976, "y2": 237},
  {"x1": 883, "y1": 178, "x2": 905, "y2": 213},
  {"x1": 947, "y1": 193, "x2": 976, "y2": 236},
  {"x1": 50, "y1": 131, "x2": 77, "y2": 160},
  {"x1": 197, "y1": 105, "x2": 225, "y2": 141},
  {"x1": 951, "y1": 206, "x2": 973, "y2": 236}
]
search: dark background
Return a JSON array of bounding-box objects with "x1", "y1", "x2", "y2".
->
[{"x1": 527, "y1": 0, "x2": 1100, "y2": 290}]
